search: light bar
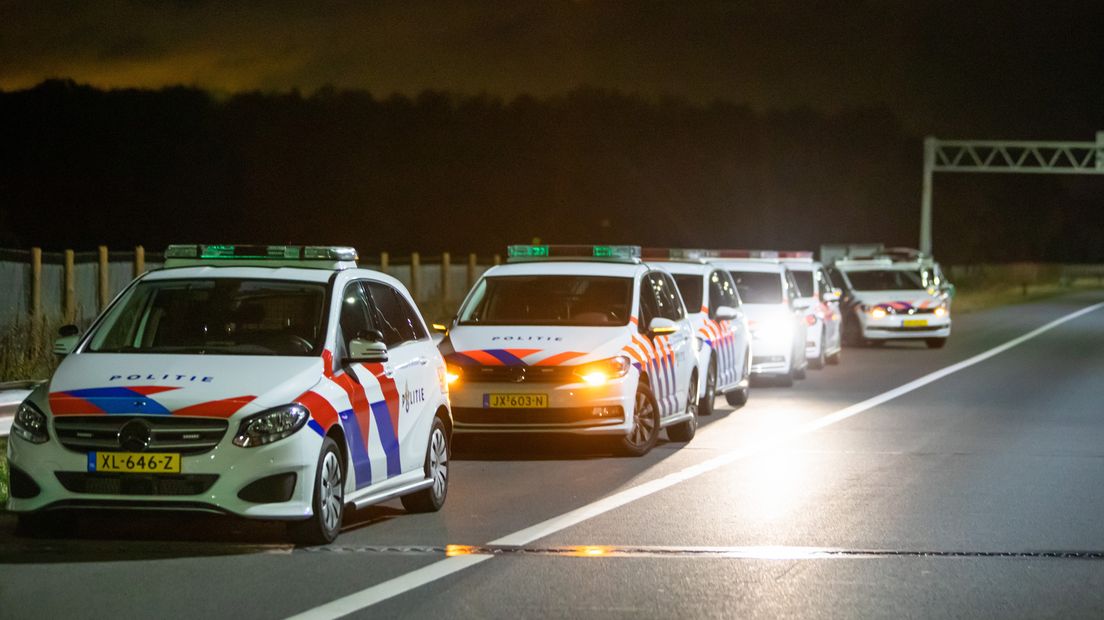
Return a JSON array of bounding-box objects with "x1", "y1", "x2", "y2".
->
[
  {"x1": 506, "y1": 245, "x2": 641, "y2": 262},
  {"x1": 710, "y1": 249, "x2": 779, "y2": 259},
  {"x1": 165, "y1": 244, "x2": 359, "y2": 262},
  {"x1": 641, "y1": 248, "x2": 720, "y2": 261}
]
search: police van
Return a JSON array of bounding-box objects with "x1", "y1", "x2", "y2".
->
[
  {"x1": 709, "y1": 251, "x2": 809, "y2": 386},
  {"x1": 643, "y1": 249, "x2": 751, "y2": 414},
  {"x1": 439, "y1": 245, "x2": 700, "y2": 456},
  {"x1": 7, "y1": 244, "x2": 452, "y2": 544}
]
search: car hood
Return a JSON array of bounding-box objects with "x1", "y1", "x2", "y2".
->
[
  {"x1": 43, "y1": 353, "x2": 323, "y2": 418},
  {"x1": 741, "y1": 303, "x2": 795, "y2": 324},
  {"x1": 442, "y1": 325, "x2": 631, "y2": 367},
  {"x1": 850, "y1": 290, "x2": 944, "y2": 310}
]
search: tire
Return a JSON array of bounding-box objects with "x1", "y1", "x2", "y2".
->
[
  {"x1": 667, "y1": 374, "x2": 698, "y2": 443},
  {"x1": 926, "y1": 338, "x2": 947, "y2": 349},
  {"x1": 793, "y1": 362, "x2": 806, "y2": 380},
  {"x1": 401, "y1": 416, "x2": 450, "y2": 513},
  {"x1": 618, "y1": 383, "x2": 661, "y2": 456},
  {"x1": 698, "y1": 358, "x2": 717, "y2": 416},
  {"x1": 809, "y1": 330, "x2": 826, "y2": 370},
  {"x1": 288, "y1": 436, "x2": 345, "y2": 546},
  {"x1": 842, "y1": 314, "x2": 862, "y2": 347},
  {"x1": 827, "y1": 347, "x2": 842, "y2": 365},
  {"x1": 724, "y1": 386, "x2": 749, "y2": 407}
]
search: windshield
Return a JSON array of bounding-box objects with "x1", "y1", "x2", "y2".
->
[
  {"x1": 845, "y1": 269, "x2": 925, "y2": 291},
  {"x1": 672, "y1": 274, "x2": 704, "y2": 312},
  {"x1": 459, "y1": 275, "x2": 633, "y2": 326},
  {"x1": 729, "y1": 271, "x2": 784, "y2": 304},
  {"x1": 791, "y1": 270, "x2": 815, "y2": 297},
  {"x1": 87, "y1": 278, "x2": 328, "y2": 356}
]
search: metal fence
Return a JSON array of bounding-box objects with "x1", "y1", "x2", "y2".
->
[{"x1": 0, "y1": 247, "x2": 500, "y2": 329}]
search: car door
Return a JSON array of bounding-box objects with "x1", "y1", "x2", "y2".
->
[
  {"x1": 650, "y1": 271, "x2": 694, "y2": 416},
  {"x1": 709, "y1": 269, "x2": 746, "y2": 388},
  {"x1": 334, "y1": 280, "x2": 387, "y2": 489},
  {"x1": 816, "y1": 268, "x2": 841, "y2": 350},
  {"x1": 364, "y1": 280, "x2": 438, "y2": 478}
]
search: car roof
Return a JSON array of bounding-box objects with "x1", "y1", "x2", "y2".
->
[
  {"x1": 783, "y1": 261, "x2": 823, "y2": 272},
  {"x1": 145, "y1": 266, "x2": 337, "y2": 283},
  {"x1": 646, "y1": 261, "x2": 712, "y2": 276},
  {"x1": 710, "y1": 259, "x2": 786, "y2": 274},
  {"x1": 482, "y1": 261, "x2": 647, "y2": 278}
]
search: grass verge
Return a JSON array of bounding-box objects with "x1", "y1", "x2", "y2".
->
[{"x1": 953, "y1": 280, "x2": 1103, "y2": 314}]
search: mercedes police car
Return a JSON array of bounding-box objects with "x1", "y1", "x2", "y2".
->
[
  {"x1": 7, "y1": 244, "x2": 452, "y2": 544},
  {"x1": 643, "y1": 249, "x2": 751, "y2": 414},
  {"x1": 828, "y1": 250, "x2": 952, "y2": 348},
  {"x1": 710, "y1": 251, "x2": 808, "y2": 386},
  {"x1": 780, "y1": 252, "x2": 843, "y2": 368},
  {"x1": 438, "y1": 245, "x2": 700, "y2": 456}
]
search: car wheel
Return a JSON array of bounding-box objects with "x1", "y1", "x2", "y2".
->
[
  {"x1": 809, "y1": 330, "x2": 826, "y2": 370},
  {"x1": 668, "y1": 374, "x2": 698, "y2": 443},
  {"x1": 842, "y1": 314, "x2": 862, "y2": 347},
  {"x1": 925, "y1": 338, "x2": 947, "y2": 349},
  {"x1": 793, "y1": 361, "x2": 806, "y2": 380},
  {"x1": 698, "y1": 358, "x2": 717, "y2": 416},
  {"x1": 402, "y1": 416, "x2": 450, "y2": 513},
  {"x1": 288, "y1": 436, "x2": 345, "y2": 546},
  {"x1": 827, "y1": 347, "x2": 842, "y2": 365},
  {"x1": 724, "y1": 385, "x2": 749, "y2": 407},
  {"x1": 618, "y1": 383, "x2": 660, "y2": 456}
]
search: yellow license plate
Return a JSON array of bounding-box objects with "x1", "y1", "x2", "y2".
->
[
  {"x1": 903, "y1": 319, "x2": 928, "y2": 327},
  {"x1": 90, "y1": 452, "x2": 181, "y2": 474},
  {"x1": 485, "y1": 393, "x2": 549, "y2": 408}
]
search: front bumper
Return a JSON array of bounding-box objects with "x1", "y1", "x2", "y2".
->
[
  {"x1": 449, "y1": 376, "x2": 635, "y2": 435},
  {"x1": 862, "y1": 315, "x2": 951, "y2": 340},
  {"x1": 6, "y1": 423, "x2": 322, "y2": 519},
  {"x1": 750, "y1": 333, "x2": 793, "y2": 376}
]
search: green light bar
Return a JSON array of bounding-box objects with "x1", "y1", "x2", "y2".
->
[
  {"x1": 164, "y1": 244, "x2": 358, "y2": 263},
  {"x1": 506, "y1": 245, "x2": 641, "y2": 262}
]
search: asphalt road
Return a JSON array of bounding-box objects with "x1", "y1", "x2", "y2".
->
[{"x1": 3, "y1": 292, "x2": 1104, "y2": 619}]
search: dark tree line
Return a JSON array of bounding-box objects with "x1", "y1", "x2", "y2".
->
[{"x1": 1, "y1": 79, "x2": 1099, "y2": 263}]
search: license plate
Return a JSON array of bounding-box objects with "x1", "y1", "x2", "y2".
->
[
  {"x1": 484, "y1": 393, "x2": 549, "y2": 409},
  {"x1": 903, "y1": 319, "x2": 928, "y2": 327},
  {"x1": 90, "y1": 452, "x2": 181, "y2": 474}
]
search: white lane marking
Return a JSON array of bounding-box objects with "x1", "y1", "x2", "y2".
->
[
  {"x1": 285, "y1": 554, "x2": 492, "y2": 620},
  {"x1": 288, "y1": 300, "x2": 1104, "y2": 619}
]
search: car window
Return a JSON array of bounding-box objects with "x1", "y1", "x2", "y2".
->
[
  {"x1": 638, "y1": 275, "x2": 659, "y2": 330},
  {"x1": 672, "y1": 274, "x2": 704, "y2": 312},
  {"x1": 365, "y1": 281, "x2": 426, "y2": 346},
  {"x1": 816, "y1": 269, "x2": 833, "y2": 296},
  {"x1": 650, "y1": 272, "x2": 684, "y2": 321},
  {"x1": 792, "y1": 270, "x2": 816, "y2": 297},
  {"x1": 708, "y1": 270, "x2": 740, "y2": 316},
  {"x1": 459, "y1": 275, "x2": 633, "y2": 326},
  {"x1": 340, "y1": 281, "x2": 376, "y2": 350},
  {"x1": 729, "y1": 270, "x2": 784, "y2": 304},
  {"x1": 845, "y1": 270, "x2": 925, "y2": 291}
]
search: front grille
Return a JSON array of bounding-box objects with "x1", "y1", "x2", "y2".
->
[
  {"x1": 55, "y1": 472, "x2": 219, "y2": 496},
  {"x1": 752, "y1": 356, "x2": 785, "y2": 364},
  {"x1": 455, "y1": 406, "x2": 623, "y2": 426},
  {"x1": 869, "y1": 325, "x2": 944, "y2": 332},
  {"x1": 454, "y1": 365, "x2": 577, "y2": 384},
  {"x1": 54, "y1": 416, "x2": 229, "y2": 455}
]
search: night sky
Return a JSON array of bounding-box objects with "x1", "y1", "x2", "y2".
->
[{"x1": 3, "y1": 1, "x2": 1103, "y2": 138}]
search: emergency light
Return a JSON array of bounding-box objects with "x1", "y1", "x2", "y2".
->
[
  {"x1": 506, "y1": 245, "x2": 641, "y2": 263},
  {"x1": 164, "y1": 244, "x2": 359, "y2": 269},
  {"x1": 641, "y1": 248, "x2": 720, "y2": 261}
]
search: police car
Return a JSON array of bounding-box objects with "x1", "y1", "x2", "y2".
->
[
  {"x1": 643, "y1": 249, "x2": 751, "y2": 414},
  {"x1": 828, "y1": 250, "x2": 952, "y2": 348},
  {"x1": 779, "y1": 252, "x2": 843, "y2": 368},
  {"x1": 439, "y1": 245, "x2": 700, "y2": 456},
  {"x1": 7, "y1": 244, "x2": 452, "y2": 544},
  {"x1": 709, "y1": 251, "x2": 808, "y2": 386}
]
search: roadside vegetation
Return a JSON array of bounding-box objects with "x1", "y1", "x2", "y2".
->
[
  {"x1": 0, "y1": 317, "x2": 60, "y2": 382},
  {"x1": 1, "y1": 437, "x2": 8, "y2": 505},
  {"x1": 950, "y1": 264, "x2": 1104, "y2": 313}
]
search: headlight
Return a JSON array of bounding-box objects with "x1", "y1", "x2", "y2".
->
[
  {"x1": 751, "y1": 319, "x2": 791, "y2": 344},
  {"x1": 869, "y1": 306, "x2": 888, "y2": 319},
  {"x1": 573, "y1": 356, "x2": 632, "y2": 386},
  {"x1": 233, "y1": 404, "x2": 310, "y2": 447},
  {"x1": 12, "y1": 400, "x2": 49, "y2": 444},
  {"x1": 445, "y1": 363, "x2": 462, "y2": 385},
  {"x1": 934, "y1": 304, "x2": 948, "y2": 318}
]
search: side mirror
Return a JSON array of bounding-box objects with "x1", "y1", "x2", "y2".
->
[
  {"x1": 648, "y1": 317, "x2": 678, "y2": 335},
  {"x1": 712, "y1": 305, "x2": 739, "y2": 321},
  {"x1": 345, "y1": 329, "x2": 388, "y2": 363},
  {"x1": 823, "y1": 288, "x2": 841, "y2": 302},
  {"x1": 945, "y1": 283, "x2": 957, "y2": 298},
  {"x1": 54, "y1": 324, "x2": 80, "y2": 356}
]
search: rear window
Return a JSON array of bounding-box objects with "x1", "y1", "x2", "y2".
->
[
  {"x1": 672, "y1": 274, "x2": 704, "y2": 312},
  {"x1": 729, "y1": 271, "x2": 784, "y2": 304}
]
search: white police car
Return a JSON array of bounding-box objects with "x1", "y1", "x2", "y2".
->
[
  {"x1": 644, "y1": 249, "x2": 751, "y2": 414},
  {"x1": 710, "y1": 252, "x2": 808, "y2": 386},
  {"x1": 780, "y1": 252, "x2": 843, "y2": 368},
  {"x1": 828, "y1": 253, "x2": 952, "y2": 348},
  {"x1": 7, "y1": 244, "x2": 452, "y2": 544},
  {"x1": 439, "y1": 245, "x2": 700, "y2": 456}
]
